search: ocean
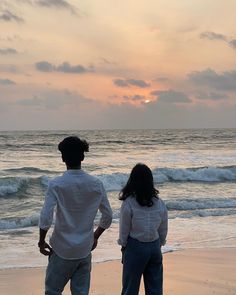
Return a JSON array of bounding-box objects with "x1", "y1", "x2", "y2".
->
[{"x1": 0, "y1": 129, "x2": 236, "y2": 269}]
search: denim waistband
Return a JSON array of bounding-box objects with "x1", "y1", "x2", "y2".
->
[{"x1": 128, "y1": 236, "x2": 160, "y2": 244}]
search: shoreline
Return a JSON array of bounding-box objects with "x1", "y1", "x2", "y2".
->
[
  {"x1": 1, "y1": 248, "x2": 236, "y2": 295},
  {"x1": 1, "y1": 245, "x2": 236, "y2": 271}
]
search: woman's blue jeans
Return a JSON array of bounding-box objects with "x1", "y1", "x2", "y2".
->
[
  {"x1": 122, "y1": 237, "x2": 163, "y2": 295},
  {"x1": 45, "y1": 252, "x2": 91, "y2": 295}
]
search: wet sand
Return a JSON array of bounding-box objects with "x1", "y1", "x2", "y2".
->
[{"x1": 0, "y1": 248, "x2": 236, "y2": 295}]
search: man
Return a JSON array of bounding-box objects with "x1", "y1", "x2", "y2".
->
[{"x1": 38, "y1": 136, "x2": 113, "y2": 295}]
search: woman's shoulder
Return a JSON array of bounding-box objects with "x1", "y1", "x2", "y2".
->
[
  {"x1": 154, "y1": 196, "x2": 165, "y2": 203},
  {"x1": 122, "y1": 195, "x2": 135, "y2": 204},
  {"x1": 153, "y1": 196, "x2": 167, "y2": 209},
  {"x1": 122, "y1": 195, "x2": 141, "y2": 209},
  {"x1": 121, "y1": 195, "x2": 133, "y2": 207}
]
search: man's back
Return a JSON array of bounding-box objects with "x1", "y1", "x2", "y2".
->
[{"x1": 40, "y1": 169, "x2": 112, "y2": 259}]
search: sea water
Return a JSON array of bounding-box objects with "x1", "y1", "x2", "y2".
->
[{"x1": 0, "y1": 129, "x2": 236, "y2": 269}]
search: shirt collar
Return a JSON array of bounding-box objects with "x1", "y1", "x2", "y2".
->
[{"x1": 64, "y1": 169, "x2": 85, "y2": 175}]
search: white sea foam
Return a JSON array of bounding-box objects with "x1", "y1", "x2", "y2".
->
[
  {"x1": 0, "y1": 214, "x2": 39, "y2": 230},
  {"x1": 97, "y1": 173, "x2": 128, "y2": 191},
  {"x1": 40, "y1": 175, "x2": 50, "y2": 187},
  {"x1": 153, "y1": 166, "x2": 236, "y2": 183},
  {"x1": 166, "y1": 198, "x2": 236, "y2": 211},
  {"x1": 0, "y1": 175, "x2": 50, "y2": 197},
  {"x1": 1, "y1": 166, "x2": 236, "y2": 197},
  {"x1": 99, "y1": 166, "x2": 236, "y2": 191},
  {"x1": 172, "y1": 208, "x2": 236, "y2": 219},
  {"x1": 0, "y1": 177, "x2": 28, "y2": 196},
  {"x1": 1, "y1": 196, "x2": 236, "y2": 230}
]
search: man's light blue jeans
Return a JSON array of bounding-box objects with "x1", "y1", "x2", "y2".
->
[{"x1": 45, "y1": 252, "x2": 91, "y2": 295}]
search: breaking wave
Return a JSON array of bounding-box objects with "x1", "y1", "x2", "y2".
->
[
  {"x1": 0, "y1": 214, "x2": 39, "y2": 230},
  {"x1": 99, "y1": 165, "x2": 236, "y2": 191},
  {"x1": 1, "y1": 165, "x2": 236, "y2": 196}
]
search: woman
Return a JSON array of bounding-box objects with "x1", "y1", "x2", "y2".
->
[{"x1": 118, "y1": 163, "x2": 168, "y2": 295}]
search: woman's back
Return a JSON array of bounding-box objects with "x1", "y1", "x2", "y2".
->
[
  {"x1": 126, "y1": 196, "x2": 167, "y2": 243},
  {"x1": 118, "y1": 196, "x2": 167, "y2": 247}
]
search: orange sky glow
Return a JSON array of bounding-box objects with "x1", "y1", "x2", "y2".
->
[{"x1": 0, "y1": 0, "x2": 236, "y2": 130}]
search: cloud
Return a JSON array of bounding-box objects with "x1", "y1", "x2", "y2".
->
[
  {"x1": 200, "y1": 31, "x2": 227, "y2": 41},
  {"x1": 200, "y1": 31, "x2": 236, "y2": 51},
  {"x1": 0, "y1": 48, "x2": 18, "y2": 55},
  {"x1": 0, "y1": 35, "x2": 31, "y2": 42},
  {"x1": 127, "y1": 79, "x2": 150, "y2": 88},
  {"x1": 0, "y1": 10, "x2": 24, "y2": 23},
  {"x1": 35, "y1": 61, "x2": 89, "y2": 74},
  {"x1": 100, "y1": 58, "x2": 116, "y2": 65},
  {"x1": 195, "y1": 91, "x2": 228, "y2": 100},
  {"x1": 36, "y1": 0, "x2": 77, "y2": 15},
  {"x1": 16, "y1": 89, "x2": 91, "y2": 109},
  {"x1": 150, "y1": 89, "x2": 191, "y2": 103},
  {"x1": 35, "y1": 61, "x2": 54, "y2": 72},
  {"x1": 229, "y1": 39, "x2": 236, "y2": 49},
  {"x1": 102, "y1": 100, "x2": 234, "y2": 130},
  {"x1": 37, "y1": 0, "x2": 69, "y2": 7},
  {"x1": 113, "y1": 79, "x2": 129, "y2": 87},
  {"x1": 0, "y1": 64, "x2": 19, "y2": 73},
  {"x1": 57, "y1": 62, "x2": 87, "y2": 73},
  {"x1": 0, "y1": 78, "x2": 16, "y2": 85},
  {"x1": 1, "y1": 86, "x2": 236, "y2": 129},
  {"x1": 188, "y1": 68, "x2": 236, "y2": 91},
  {"x1": 123, "y1": 94, "x2": 146, "y2": 101},
  {"x1": 113, "y1": 78, "x2": 150, "y2": 88},
  {"x1": 5, "y1": 0, "x2": 79, "y2": 15}
]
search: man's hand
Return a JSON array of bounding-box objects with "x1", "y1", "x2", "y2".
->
[{"x1": 38, "y1": 241, "x2": 53, "y2": 256}]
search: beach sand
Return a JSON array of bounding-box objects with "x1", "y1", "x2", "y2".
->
[{"x1": 0, "y1": 248, "x2": 236, "y2": 295}]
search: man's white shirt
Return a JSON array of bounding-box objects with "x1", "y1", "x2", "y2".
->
[{"x1": 39, "y1": 169, "x2": 113, "y2": 259}]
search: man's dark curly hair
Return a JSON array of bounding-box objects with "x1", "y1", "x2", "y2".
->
[{"x1": 58, "y1": 136, "x2": 89, "y2": 167}]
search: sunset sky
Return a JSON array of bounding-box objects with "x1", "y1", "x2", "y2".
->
[{"x1": 0, "y1": 0, "x2": 236, "y2": 130}]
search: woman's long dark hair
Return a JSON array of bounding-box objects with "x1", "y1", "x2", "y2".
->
[{"x1": 119, "y1": 163, "x2": 159, "y2": 207}]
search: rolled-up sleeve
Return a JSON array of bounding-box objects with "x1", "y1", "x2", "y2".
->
[
  {"x1": 118, "y1": 200, "x2": 132, "y2": 247},
  {"x1": 158, "y1": 202, "x2": 168, "y2": 246},
  {"x1": 39, "y1": 181, "x2": 57, "y2": 230},
  {"x1": 98, "y1": 183, "x2": 113, "y2": 229}
]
